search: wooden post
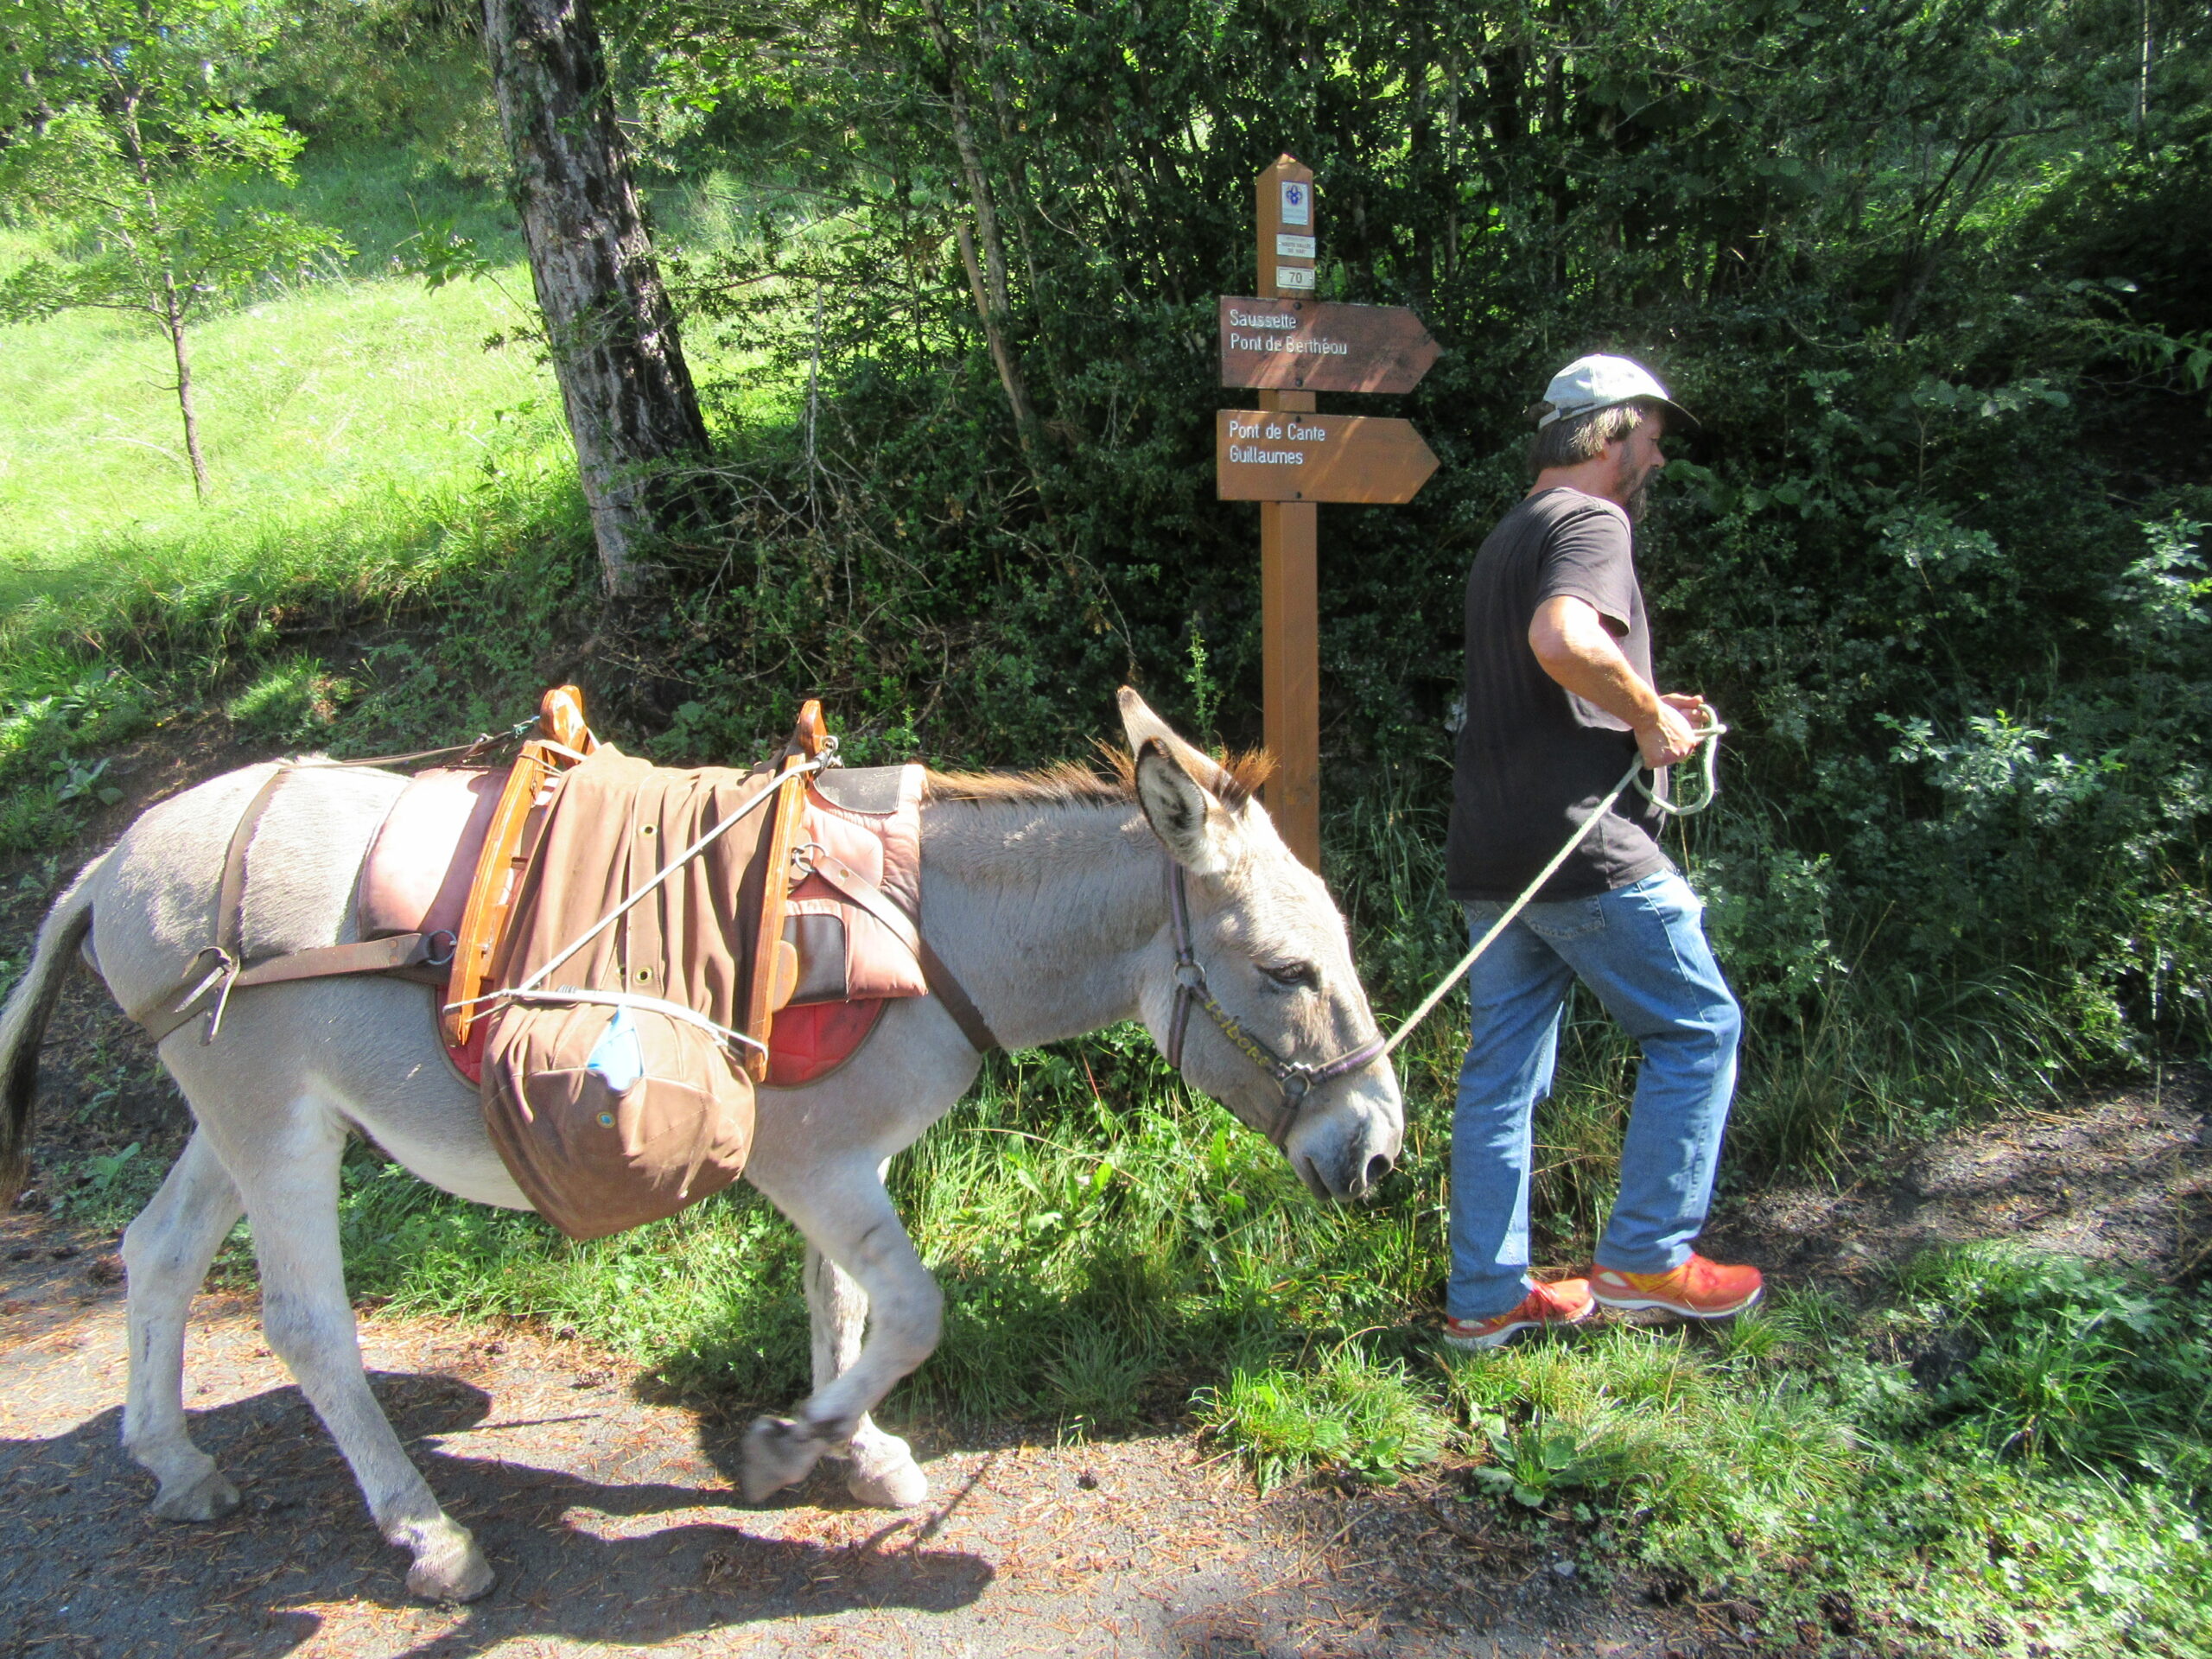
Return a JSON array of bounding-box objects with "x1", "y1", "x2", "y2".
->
[{"x1": 1256, "y1": 155, "x2": 1321, "y2": 870}]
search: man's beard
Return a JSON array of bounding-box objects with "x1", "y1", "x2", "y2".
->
[{"x1": 1614, "y1": 455, "x2": 1659, "y2": 523}]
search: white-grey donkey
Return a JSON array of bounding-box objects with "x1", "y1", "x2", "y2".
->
[{"x1": 0, "y1": 688, "x2": 1402, "y2": 1600}]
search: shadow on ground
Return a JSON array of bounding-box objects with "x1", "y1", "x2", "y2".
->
[{"x1": 0, "y1": 1375, "x2": 993, "y2": 1658}]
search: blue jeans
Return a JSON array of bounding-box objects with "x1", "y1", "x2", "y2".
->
[{"x1": 1447, "y1": 871, "x2": 1742, "y2": 1321}]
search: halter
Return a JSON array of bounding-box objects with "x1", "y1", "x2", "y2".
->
[{"x1": 1162, "y1": 862, "x2": 1389, "y2": 1148}]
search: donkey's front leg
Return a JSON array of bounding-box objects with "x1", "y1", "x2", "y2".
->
[
  {"x1": 805, "y1": 1241, "x2": 927, "y2": 1507},
  {"x1": 745, "y1": 1158, "x2": 942, "y2": 1503}
]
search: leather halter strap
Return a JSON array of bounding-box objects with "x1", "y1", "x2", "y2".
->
[{"x1": 1161, "y1": 863, "x2": 1389, "y2": 1149}]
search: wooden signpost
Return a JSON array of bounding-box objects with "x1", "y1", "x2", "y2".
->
[{"x1": 1221, "y1": 156, "x2": 1438, "y2": 869}]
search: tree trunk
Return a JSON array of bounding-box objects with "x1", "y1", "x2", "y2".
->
[
  {"x1": 164, "y1": 294, "x2": 209, "y2": 501},
  {"x1": 480, "y1": 0, "x2": 709, "y2": 596},
  {"x1": 920, "y1": 0, "x2": 1045, "y2": 470}
]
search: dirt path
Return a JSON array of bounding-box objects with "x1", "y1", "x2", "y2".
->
[
  {"x1": 1, "y1": 1225, "x2": 1694, "y2": 1659},
  {"x1": 1701, "y1": 1067, "x2": 2212, "y2": 1291},
  {"x1": 7, "y1": 1071, "x2": 2205, "y2": 1659}
]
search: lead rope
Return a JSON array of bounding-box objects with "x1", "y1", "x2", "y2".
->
[{"x1": 1380, "y1": 715, "x2": 1726, "y2": 1060}]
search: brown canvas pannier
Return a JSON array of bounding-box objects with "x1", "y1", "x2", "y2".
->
[
  {"x1": 477, "y1": 747, "x2": 781, "y2": 1240},
  {"x1": 480, "y1": 998, "x2": 754, "y2": 1240}
]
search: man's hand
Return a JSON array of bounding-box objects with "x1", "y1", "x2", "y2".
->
[{"x1": 1637, "y1": 696, "x2": 1704, "y2": 768}]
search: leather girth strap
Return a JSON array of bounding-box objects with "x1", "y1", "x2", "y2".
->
[
  {"x1": 132, "y1": 766, "x2": 449, "y2": 1045},
  {"x1": 799, "y1": 847, "x2": 1001, "y2": 1056}
]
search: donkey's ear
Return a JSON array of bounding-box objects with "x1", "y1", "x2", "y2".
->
[
  {"x1": 1117, "y1": 686, "x2": 1236, "y2": 801},
  {"x1": 1135, "y1": 738, "x2": 1231, "y2": 876}
]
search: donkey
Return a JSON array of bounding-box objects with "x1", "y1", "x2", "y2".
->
[{"x1": 0, "y1": 689, "x2": 1402, "y2": 1601}]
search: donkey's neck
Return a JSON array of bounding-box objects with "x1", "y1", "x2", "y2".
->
[{"x1": 918, "y1": 798, "x2": 1166, "y2": 1051}]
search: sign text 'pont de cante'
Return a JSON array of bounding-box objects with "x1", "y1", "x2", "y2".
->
[{"x1": 1216, "y1": 409, "x2": 1439, "y2": 504}]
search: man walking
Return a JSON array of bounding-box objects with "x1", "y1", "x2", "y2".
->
[{"x1": 1441, "y1": 353, "x2": 1761, "y2": 1351}]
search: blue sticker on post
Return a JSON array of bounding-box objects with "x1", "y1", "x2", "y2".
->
[{"x1": 1280, "y1": 180, "x2": 1310, "y2": 228}]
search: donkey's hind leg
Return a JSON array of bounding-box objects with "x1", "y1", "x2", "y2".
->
[
  {"x1": 122, "y1": 1129, "x2": 245, "y2": 1521},
  {"x1": 213, "y1": 1099, "x2": 493, "y2": 1601},
  {"x1": 805, "y1": 1239, "x2": 927, "y2": 1507}
]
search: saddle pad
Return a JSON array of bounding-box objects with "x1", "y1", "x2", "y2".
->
[
  {"x1": 444, "y1": 995, "x2": 888, "y2": 1089},
  {"x1": 358, "y1": 766, "x2": 505, "y2": 944}
]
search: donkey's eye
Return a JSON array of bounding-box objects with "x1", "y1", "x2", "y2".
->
[{"x1": 1259, "y1": 959, "x2": 1319, "y2": 991}]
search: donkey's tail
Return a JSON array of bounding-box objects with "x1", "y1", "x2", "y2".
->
[{"x1": 0, "y1": 856, "x2": 104, "y2": 1203}]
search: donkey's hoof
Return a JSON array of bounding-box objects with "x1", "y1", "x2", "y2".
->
[
  {"x1": 741, "y1": 1414, "x2": 823, "y2": 1503},
  {"x1": 404, "y1": 1520, "x2": 495, "y2": 1603},
  {"x1": 149, "y1": 1465, "x2": 239, "y2": 1522},
  {"x1": 846, "y1": 1433, "x2": 928, "y2": 1508}
]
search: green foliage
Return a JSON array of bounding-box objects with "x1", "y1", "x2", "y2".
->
[
  {"x1": 0, "y1": 105, "x2": 348, "y2": 322},
  {"x1": 330, "y1": 1147, "x2": 811, "y2": 1381},
  {"x1": 0, "y1": 667, "x2": 150, "y2": 852},
  {"x1": 542, "y1": 0, "x2": 2212, "y2": 1125},
  {"x1": 225, "y1": 654, "x2": 353, "y2": 743},
  {"x1": 239, "y1": 0, "x2": 506, "y2": 183},
  {"x1": 0, "y1": 0, "x2": 352, "y2": 497},
  {"x1": 1197, "y1": 1347, "x2": 1449, "y2": 1493},
  {"x1": 1892, "y1": 1244, "x2": 2212, "y2": 1487}
]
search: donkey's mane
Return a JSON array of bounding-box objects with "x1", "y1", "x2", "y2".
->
[{"x1": 924, "y1": 747, "x2": 1274, "y2": 811}]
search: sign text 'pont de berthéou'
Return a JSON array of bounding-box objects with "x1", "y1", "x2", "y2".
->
[{"x1": 1218, "y1": 297, "x2": 1441, "y2": 396}]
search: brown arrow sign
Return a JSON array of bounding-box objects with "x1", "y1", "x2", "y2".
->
[
  {"x1": 1217, "y1": 410, "x2": 1439, "y2": 503},
  {"x1": 1219, "y1": 296, "x2": 1441, "y2": 394}
]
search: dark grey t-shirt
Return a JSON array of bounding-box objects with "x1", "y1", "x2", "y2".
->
[{"x1": 1446, "y1": 487, "x2": 1671, "y2": 900}]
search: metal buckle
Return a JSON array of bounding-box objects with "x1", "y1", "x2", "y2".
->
[{"x1": 789, "y1": 841, "x2": 827, "y2": 881}]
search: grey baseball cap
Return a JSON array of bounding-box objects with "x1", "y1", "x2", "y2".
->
[{"x1": 1529, "y1": 353, "x2": 1700, "y2": 431}]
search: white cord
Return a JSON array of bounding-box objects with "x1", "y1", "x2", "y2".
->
[{"x1": 1381, "y1": 715, "x2": 1726, "y2": 1059}]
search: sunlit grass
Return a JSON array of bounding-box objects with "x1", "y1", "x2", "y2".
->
[
  {"x1": 0, "y1": 266, "x2": 560, "y2": 571},
  {"x1": 0, "y1": 147, "x2": 780, "y2": 601}
]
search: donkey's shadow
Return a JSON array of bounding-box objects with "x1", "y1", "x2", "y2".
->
[{"x1": 0, "y1": 1373, "x2": 992, "y2": 1656}]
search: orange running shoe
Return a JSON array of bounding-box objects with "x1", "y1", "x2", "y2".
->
[
  {"x1": 1441, "y1": 1278, "x2": 1595, "y2": 1351},
  {"x1": 1589, "y1": 1254, "x2": 1764, "y2": 1320}
]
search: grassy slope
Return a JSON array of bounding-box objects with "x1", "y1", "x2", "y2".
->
[
  {"x1": 0, "y1": 147, "x2": 767, "y2": 610},
  {"x1": 4, "y1": 143, "x2": 2207, "y2": 1659},
  {"x1": 0, "y1": 261, "x2": 559, "y2": 585}
]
